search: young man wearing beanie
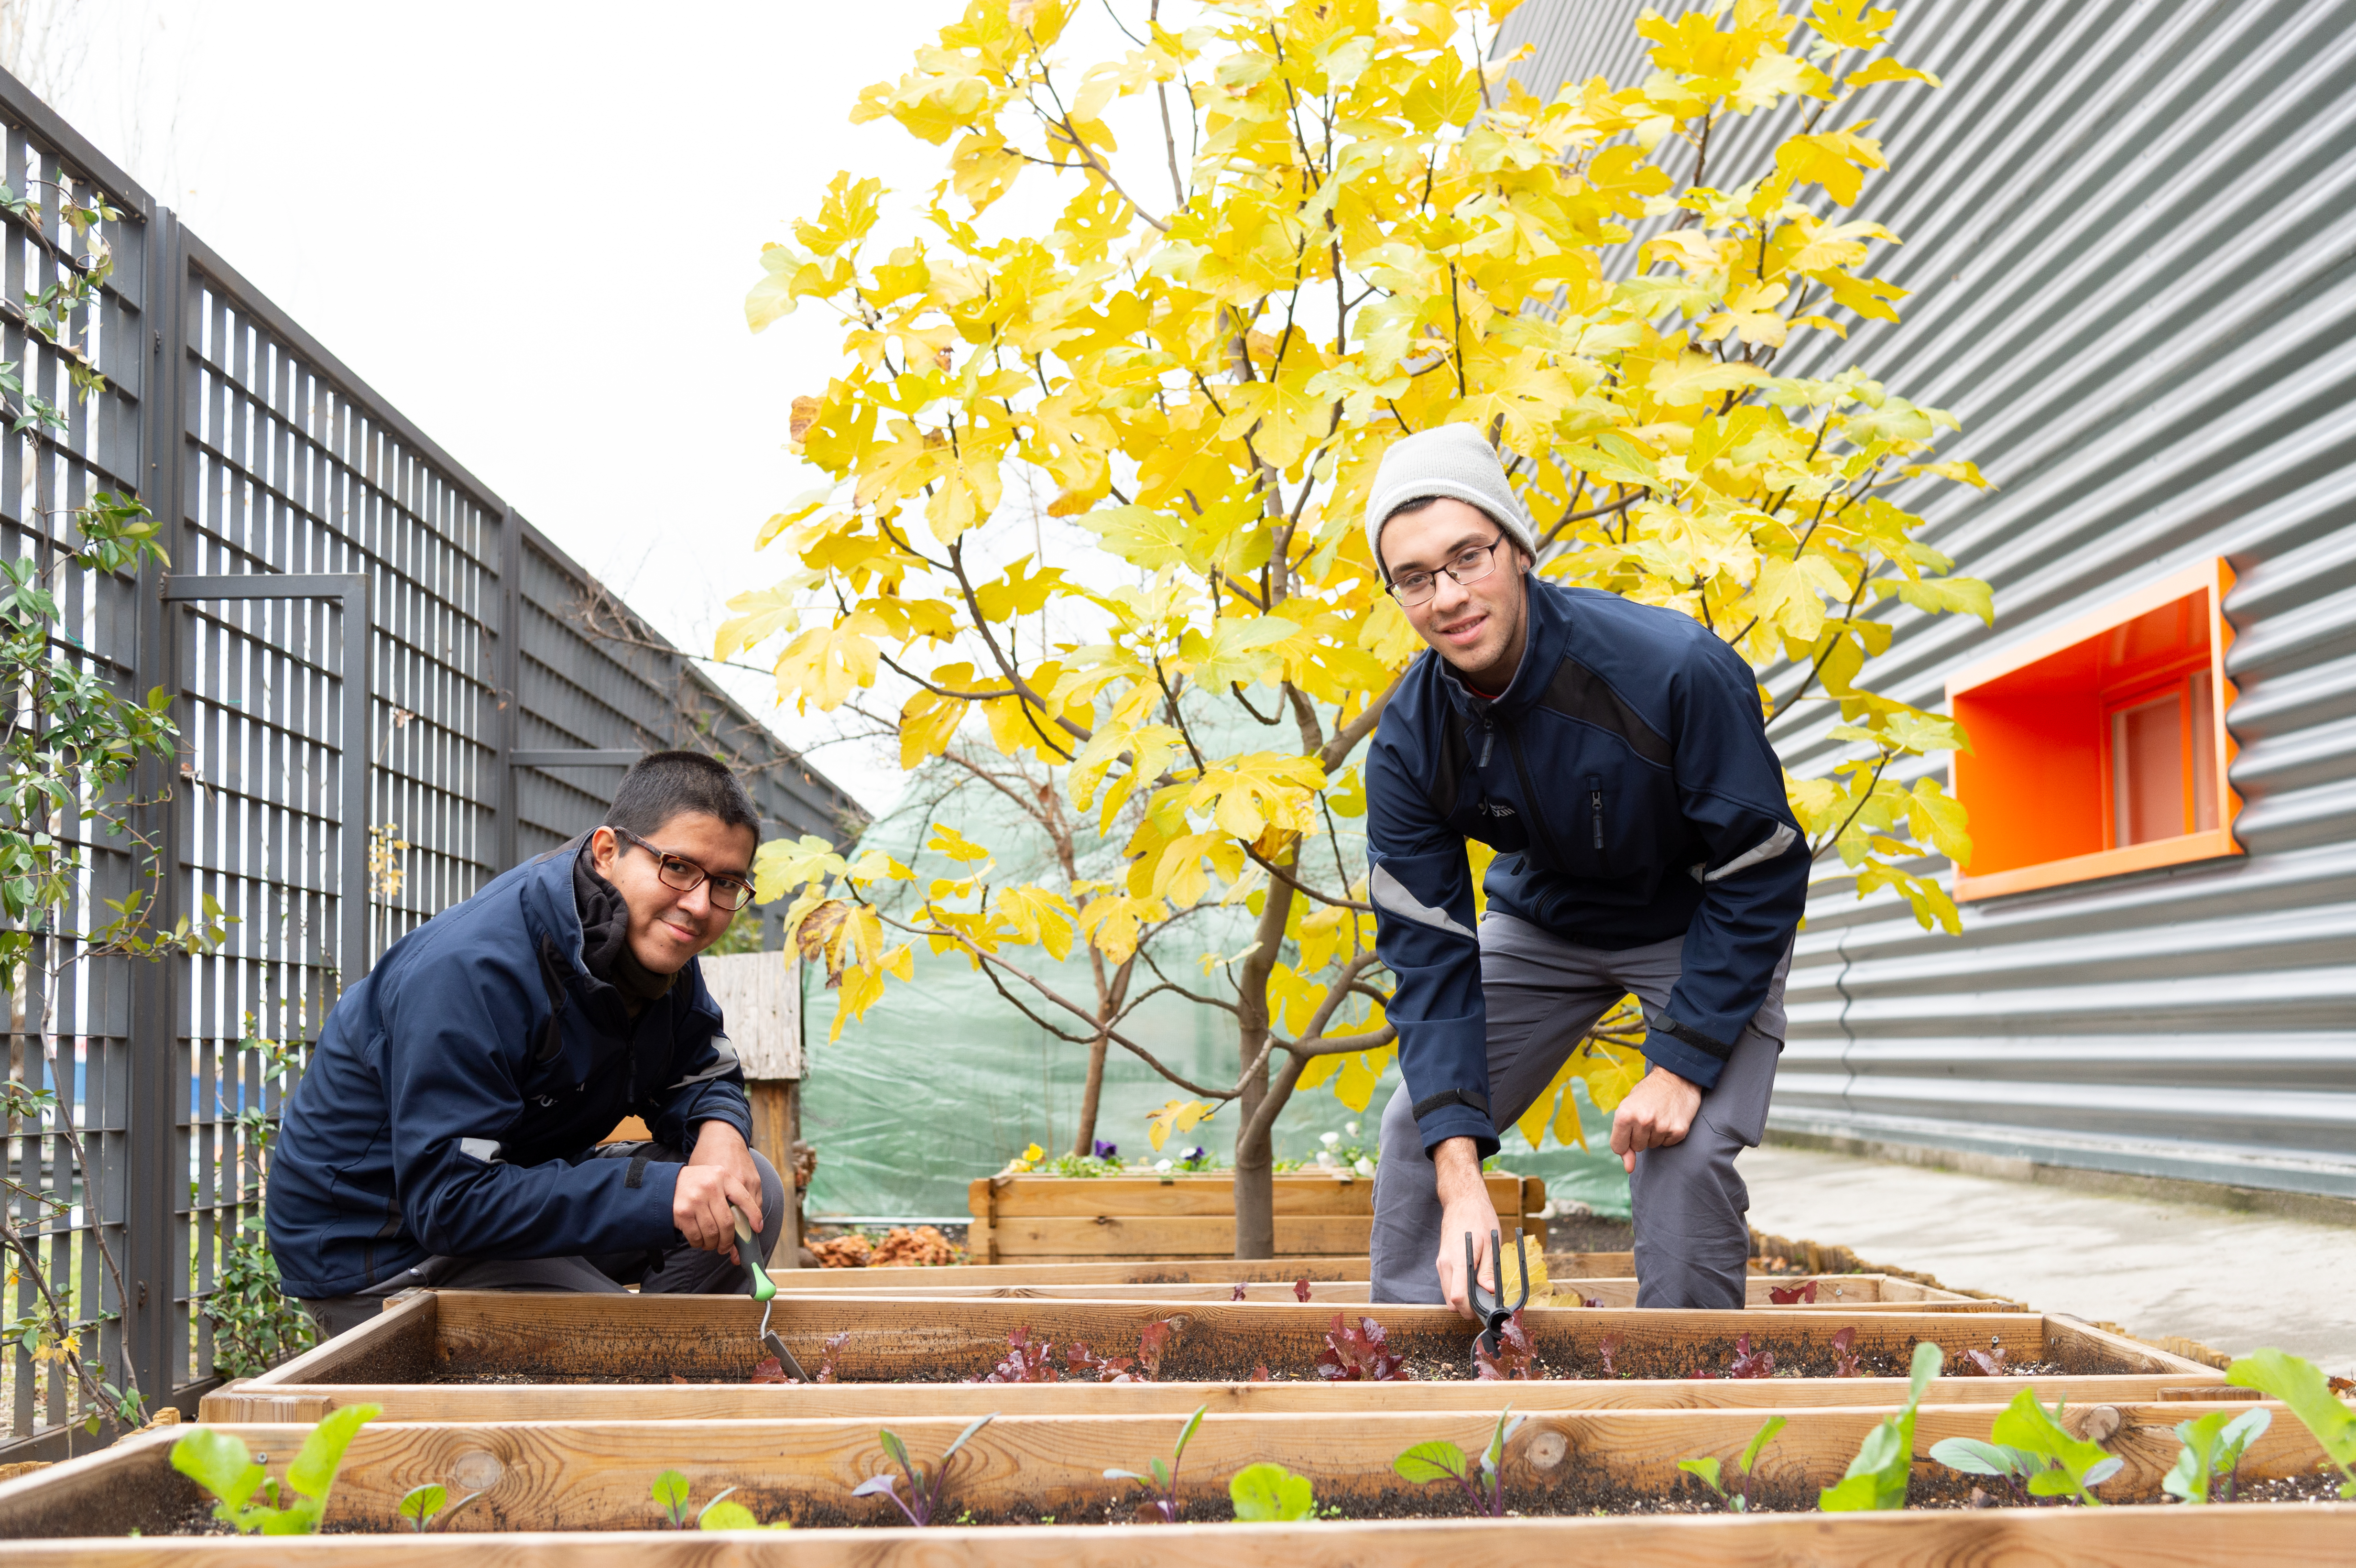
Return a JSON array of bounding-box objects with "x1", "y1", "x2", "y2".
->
[{"x1": 1361, "y1": 424, "x2": 1808, "y2": 1312}]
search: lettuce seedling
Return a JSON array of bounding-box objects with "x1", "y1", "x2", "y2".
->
[
  {"x1": 1105, "y1": 1403, "x2": 1207, "y2": 1522},
  {"x1": 1727, "y1": 1334, "x2": 1775, "y2": 1379},
  {"x1": 1136, "y1": 1318, "x2": 1179, "y2": 1382},
  {"x1": 982, "y1": 1326, "x2": 1059, "y2": 1384},
  {"x1": 1317, "y1": 1314, "x2": 1409, "y2": 1382},
  {"x1": 1678, "y1": 1415, "x2": 1786, "y2": 1513},
  {"x1": 396, "y1": 1482, "x2": 483, "y2": 1533},
  {"x1": 1829, "y1": 1327, "x2": 1862, "y2": 1378},
  {"x1": 1769, "y1": 1281, "x2": 1817, "y2": 1305},
  {"x1": 2163, "y1": 1407, "x2": 2272, "y2": 1505},
  {"x1": 1395, "y1": 1406, "x2": 1527, "y2": 1517},
  {"x1": 1232, "y1": 1284, "x2": 1246, "y2": 1301},
  {"x1": 1819, "y1": 1341, "x2": 1941, "y2": 1511},
  {"x1": 1229, "y1": 1461, "x2": 1316, "y2": 1522},
  {"x1": 1065, "y1": 1340, "x2": 1136, "y2": 1381},
  {"x1": 1293, "y1": 1278, "x2": 1311, "y2": 1303},
  {"x1": 169, "y1": 1404, "x2": 382, "y2": 1535},
  {"x1": 851, "y1": 1414, "x2": 996, "y2": 1526},
  {"x1": 2227, "y1": 1348, "x2": 2356, "y2": 1497},
  {"x1": 1474, "y1": 1308, "x2": 1535, "y2": 1381},
  {"x1": 1986, "y1": 1387, "x2": 2123, "y2": 1504},
  {"x1": 1594, "y1": 1334, "x2": 1622, "y2": 1378},
  {"x1": 1957, "y1": 1335, "x2": 2008, "y2": 1377}
]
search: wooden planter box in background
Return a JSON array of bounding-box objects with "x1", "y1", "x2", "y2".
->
[{"x1": 965, "y1": 1171, "x2": 1546, "y2": 1263}]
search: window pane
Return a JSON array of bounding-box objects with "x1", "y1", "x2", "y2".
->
[
  {"x1": 2190, "y1": 670, "x2": 2217, "y2": 831},
  {"x1": 2113, "y1": 694, "x2": 2183, "y2": 846}
]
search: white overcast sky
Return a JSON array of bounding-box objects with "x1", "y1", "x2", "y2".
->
[{"x1": 28, "y1": 0, "x2": 992, "y2": 815}]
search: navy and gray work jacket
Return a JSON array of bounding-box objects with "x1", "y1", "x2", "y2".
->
[
  {"x1": 265, "y1": 838, "x2": 751, "y2": 1300},
  {"x1": 1365, "y1": 578, "x2": 1808, "y2": 1159}
]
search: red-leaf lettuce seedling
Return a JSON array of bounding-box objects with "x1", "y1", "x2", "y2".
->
[
  {"x1": 1105, "y1": 1403, "x2": 1208, "y2": 1522},
  {"x1": 1394, "y1": 1406, "x2": 1527, "y2": 1517},
  {"x1": 1829, "y1": 1326, "x2": 1861, "y2": 1378},
  {"x1": 1819, "y1": 1341, "x2": 1941, "y2": 1511},
  {"x1": 169, "y1": 1404, "x2": 382, "y2": 1535},
  {"x1": 851, "y1": 1414, "x2": 997, "y2": 1526},
  {"x1": 981, "y1": 1326, "x2": 1059, "y2": 1383},
  {"x1": 1594, "y1": 1334, "x2": 1622, "y2": 1378},
  {"x1": 1678, "y1": 1416, "x2": 1785, "y2": 1513},
  {"x1": 1318, "y1": 1314, "x2": 1409, "y2": 1381},
  {"x1": 1228, "y1": 1461, "x2": 1316, "y2": 1521},
  {"x1": 1768, "y1": 1281, "x2": 1816, "y2": 1305},
  {"x1": 2162, "y1": 1407, "x2": 2272, "y2": 1505},
  {"x1": 2227, "y1": 1348, "x2": 2356, "y2": 1497},
  {"x1": 1474, "y1": 1308, "x2": 1535, "y2": 1381}
]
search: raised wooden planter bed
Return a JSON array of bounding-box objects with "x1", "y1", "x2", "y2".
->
[
  {"x1": 967, "y1": 1171, "x2": 1547, "y2": 1262},
  {"x1": 199, "y1": 1288, "x2": 2225, "y2": 1423},
  {"x1": 0, "y1": 1401, "x2": 2338, "y2": 1546},
  {"x1": 773, "y1": 1274, "x2": 2007, "y2": 1311}
]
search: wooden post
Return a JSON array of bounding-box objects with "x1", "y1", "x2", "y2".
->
[{"x1": 698, "y1": 952, "x2": 805, "y2": 1269}]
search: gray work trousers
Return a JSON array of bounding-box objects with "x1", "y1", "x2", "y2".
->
[
  {"x1": 297, "y1": 1141, "x2": 787, "y2": 1340},
  {"x1": 1371, "y1": 913, "x2": 1788, "y2": 1310}
]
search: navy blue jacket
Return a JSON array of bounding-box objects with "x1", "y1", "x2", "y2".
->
[
  {"x1": 265, "y1": 839, "x2": 753, "y2": 1299},
  {"x1": 1366, "y1": 579, "x2": 1807, "y2": 1158}
]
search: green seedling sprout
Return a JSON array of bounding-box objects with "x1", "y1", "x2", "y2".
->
[
  {"x1": 1228, "y1": 1461, "x2": 1316, "y2": 1522},
  {"x1": 2228, "y1": 1348, "x2": 2356, "y2": 1498},
  {"x1": 1677, "y1": 1415, "x2": 1786, "y2": 1513},
  {"x1": 2163, "y1": 1407, "x2": 2272, "y2": 1505},
  {"x1": 396, "y1": 1482, "x2": 484, "y2": 1533},
  {"x1": 1988, "y1": 1388, "x2": 2123, "y2": 1504},
  {"x1": 1394, "y1": 1406, "x2": 1528, "y2": 1518},
  {"x1": 169, "y1": 1404, "x2": 382, "y2": 1535},
  {"x1": 1925, "y1": 1436, "x2": 2046, "y2": 1505},
  {"x1": 1820, "y1": 1341, "x2": 1941, "y2": 1511},
  {"x1": 699, "y1": 1489, "x2": 794, "y2": 1531},
  {"x1": 652, "y1": 1470, "x2": 696, "y2": 1529},
  {"x1": 1105, "y1": 1403, "x2": 1207, "y2": 1523},
  {"x1": 852, "y1": 1414, "x2": 997, "y2": 1526}
]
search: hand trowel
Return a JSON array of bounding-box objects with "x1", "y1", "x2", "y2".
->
[{"x1": 734, "y1": 1204, "x2": 810, "y2": 1382}]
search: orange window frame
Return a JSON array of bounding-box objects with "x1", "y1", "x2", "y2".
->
[{"x1": 1945, "y1": 556, "x2": 2240, "y2": 903}]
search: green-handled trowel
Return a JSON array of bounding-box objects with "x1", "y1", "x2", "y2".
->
[{"x1": 734, "y1": 1204, "x2": 808, "y2": 1381}]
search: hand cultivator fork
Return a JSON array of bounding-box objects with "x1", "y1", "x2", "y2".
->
[
  {"x1": 1466, "y1": 1226, "x2": 1530, "y2": 1369},
  {"x1": 735, "y1": 1204, "x2": 810, "y2": 1382}
]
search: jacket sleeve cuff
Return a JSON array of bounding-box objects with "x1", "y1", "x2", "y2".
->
[
  {"x1": 1640, "y1": 1028, "x2": 1728, "y2": 1091},
  {"x1": 1414, "y1": 1104, "x2": 1499, "y2": 1162}
]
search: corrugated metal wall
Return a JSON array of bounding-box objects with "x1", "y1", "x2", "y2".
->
[{"x1": 1498, "y1": 0, "x2": 2356, "y2": 1200}]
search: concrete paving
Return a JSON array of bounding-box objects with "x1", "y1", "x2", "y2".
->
[{"x1": 1741, "y1": 1144, "x2": 2356, "y2": 1375}]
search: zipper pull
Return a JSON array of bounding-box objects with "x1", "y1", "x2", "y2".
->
[
  {"x1": 1589, "y1": 776, "x2": 1604, "y2": 849},
  {"x1": 1477, "y1": 718, "x2": 1495, "y2": 770}
]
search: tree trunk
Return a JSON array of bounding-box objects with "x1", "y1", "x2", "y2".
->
[
  {"x1": 1232, "y1": 1020, "x2": 1274, "y2": 1257},
  {"x1": 1070, "y1": 1032, "x2": 1108, "y2": 1158}
]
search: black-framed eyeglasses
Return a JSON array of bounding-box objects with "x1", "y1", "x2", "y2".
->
[
  {"x1": 609, "y1": 826, "x2": 756, "y2": 912},
  {"x1": 1387, "y1": 533, "x2": 1507, "y2": 607}
]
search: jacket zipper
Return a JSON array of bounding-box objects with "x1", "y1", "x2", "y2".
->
[
  {"x1": 1589, "y1": 774, "x2": 1604, "y2": 852},
  {"x1": 1503, "y1": 717, "x2": 1565, "y2": 868}
]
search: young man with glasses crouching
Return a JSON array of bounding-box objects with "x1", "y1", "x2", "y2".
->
[
  {"x1": 270, "y1": 751, "x2": 788, "y2": 1337},
  {"x1": 1362, "y1": 425, "x2": 1808, "y2": 1315}
]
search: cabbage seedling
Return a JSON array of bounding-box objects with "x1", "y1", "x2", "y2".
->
[
  {"x1": 1105, "y1": 1403, "x2": 1207, "y2": 1522},
  {"x1": 2228, "y1": 1348, "x2": 2356, "y2": 1498},
  {"x1": 395, "y1": 1483, "x2": 483, "y2": 1533},
  {"x1": 169, "y1": 1404, "x2": 381, "y2": 1535},
  {"x1": 1228, "y1": 1461, "x2": 1316, "y2": 1522},
  {"x1": 1394, "y1": 1406, "x2": 1527, "y2": 1517},
  {"x1": 1819, "y1": 1341, "x2": 1941, "y2": 1511},
  {"x1": 851, "y1": 1414, "x2": 997, "y2": 1526},
  {"x1": 2163, "y1": 1407, "x2": 2272, "y2": 1504},
  {"x1": 1985, "y1": 1388, "x2": 2124, "y2": 1504},
  {"x1": 1678, "y1": 1416, "x2": 1786, "y2": 1513}
]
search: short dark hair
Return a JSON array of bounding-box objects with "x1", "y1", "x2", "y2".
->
[{"x1": 604, "y1": 750, "x2": 761, "y2": 843}]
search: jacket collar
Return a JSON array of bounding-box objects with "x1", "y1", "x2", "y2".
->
[{"x1": 1433, "y1": 574, "x2": 1569, "y2": 719}]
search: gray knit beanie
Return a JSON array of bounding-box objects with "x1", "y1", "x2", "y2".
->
[{"x1": 1362, "y1": 424, "x2": 1538, "y2": 577}]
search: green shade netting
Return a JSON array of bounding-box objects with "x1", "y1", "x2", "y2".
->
[{"x1": 796, "y1": 751, "x2": 1629, "y2": 1223}]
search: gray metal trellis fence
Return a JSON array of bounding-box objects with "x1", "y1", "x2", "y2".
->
[{"x1": 0, "y1": 70, "x2": 863, "y2": 1458}]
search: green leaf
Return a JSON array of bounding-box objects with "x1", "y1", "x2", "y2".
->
[
  {"x1": 2228, "y1": 1350, "x2": 2356, "y2": 1478},
  {"x1": 699, "y1": 1499, "x2": 763, "y2": 1531},
  {"x1": 170, "y1": 1427, "x2": 264, "y2": 1514},
  {"x1": 286, "y1": 1403, "x2": 379, "y2": 1502},
  {"x1": 1173, "y1": 1404, "x2": 1207, "y2": 1467},
  {"x1": 1988, "y1": 1388, "x2": 2118, "y2": 1505},
  {"x1": 1393, "y1": 1441, "x2": 1469, "y2": 1486},
  {"x1": 1815, "y1": 1470, "x2": 1882, "y2": 1512},
  {"x1": 397, "y1": 1484, "x2": 446, "y2": 1531},
  {"x1": 943, "y1": 1412, "x2": 996, "y2": 1461},
  {"x1": 1229, "y1": 1461, "x2": 1316, "y2": 1522},
  {"x1": 1676, "y1": 1456, "x2": 1723, "y2": 1495},
  {"x1": 878, "y1": 1429, "x2": 914, "y2": 1478},
  {"x1": 1929, "y1": 1437, "x2": 2033, "y2": 1478},
  {"x1": 1740, "y1": 1415, "x2": 1788, "y2": 1474},
  {"x1": 651, "y1": 1469, "x2": 692, "y2": 1521}
]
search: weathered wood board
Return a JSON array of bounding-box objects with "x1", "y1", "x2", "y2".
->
[{"x1": 759, "y1": 1274, "x2": 2002, "y2": 1309}]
